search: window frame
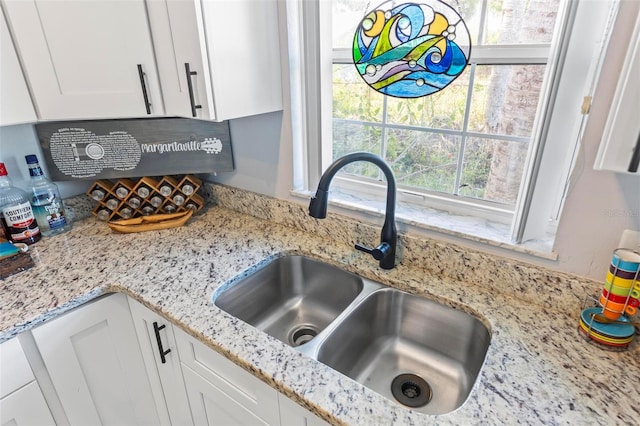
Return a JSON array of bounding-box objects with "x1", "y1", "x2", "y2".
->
[{"x1": 287, "y1": 0, "x2": 619, "y2": 249}]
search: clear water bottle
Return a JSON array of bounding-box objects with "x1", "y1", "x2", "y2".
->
[
  {"x1": 0, "y1": 162, "x2": 41, "y2": 244},
  {"x1": 24, "y1": 155, "x2": 71, "y2": 237}
]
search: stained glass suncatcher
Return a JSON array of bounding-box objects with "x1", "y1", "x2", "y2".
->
[{"x1": 353, "y1": 0, "x2": 471, "y2": 98}]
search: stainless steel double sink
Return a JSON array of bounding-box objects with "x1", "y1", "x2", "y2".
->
[{"x1": 213, "y1": 256, "x2": 491, "y2": 415}]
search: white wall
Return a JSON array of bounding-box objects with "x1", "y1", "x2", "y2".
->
[
  {"x1": 206, "y1": 0, "x2": 294, "y2": 198},
  {"x1": 0, "y1": 123, "x2": 90, "y2": 198},
  {"x1": 208, "y1": 111, "x2": 290, "y2": 196},
  {"x1": 551, "y1": 0, "x2": 640, "y2": 278}
]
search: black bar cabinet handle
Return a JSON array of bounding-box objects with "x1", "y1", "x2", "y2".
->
[
  {"x1": 153, "y1": 321, "x2": 171, "y2": 364},
  {"x1": 137, "y1": 64, "x2": 152, "y2": 114},
  {"x1": 185, "y1": 63, "x2": 202, "y2": 117}
]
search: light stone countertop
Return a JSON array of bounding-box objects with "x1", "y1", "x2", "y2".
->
[{"x1": 1, "y1": 205, "x2": 638, "y2": 425}]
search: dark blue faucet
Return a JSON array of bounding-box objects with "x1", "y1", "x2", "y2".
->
[{"x1": 308, "y1": 152, "x2": 397, "y2": 269}]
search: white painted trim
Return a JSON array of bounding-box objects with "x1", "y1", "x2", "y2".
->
[
  {"x1": 513, "y1": 0, "x2": 620, "y2": 243},
  {"x1": 594, "y1": 8, "x2": 640, "y2": 174},
  {"x1": 286, "y1": 0, "x2": 306, "y2": 191},
  {"x1": 288, "y1": 0, "x2": 334, "y2": 191},
  {"x1": 331, "y1": 175, "x2": 514, "y2": 223}
]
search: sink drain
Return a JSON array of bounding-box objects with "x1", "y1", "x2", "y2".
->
[
  {"x1": 391, "y1": 374, "x2": 432, "y2": 408},
  {"x1": 289, "y1": 325, "x2": 319, "y2": 346}
]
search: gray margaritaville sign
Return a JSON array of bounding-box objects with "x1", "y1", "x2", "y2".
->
[{"x1": 35, "y1": 117, "x2": 233, "y2": 180}]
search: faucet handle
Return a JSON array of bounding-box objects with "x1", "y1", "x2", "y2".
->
[{"x1": 355, "y1": 242, "x2": 391, "y2": 261}]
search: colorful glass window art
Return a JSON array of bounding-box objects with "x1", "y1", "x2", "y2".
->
[{"x1": 353, "y1": 0, "x2": 471, "y2": 98}]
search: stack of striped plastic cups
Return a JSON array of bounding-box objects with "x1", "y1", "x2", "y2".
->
[{"x1": 600, "y1": 248, "x2": 640, "y2": 320}]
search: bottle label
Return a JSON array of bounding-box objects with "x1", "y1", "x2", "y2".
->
[
  {"x1": 32, "y1": 195, "x2": 68, "y2": 231},
  {"x1": 28, "y1": 165, "x2": 44, "y2": 178},
  {"x1": 1, "y1": 202, "x2": 40, "y2": 242}
]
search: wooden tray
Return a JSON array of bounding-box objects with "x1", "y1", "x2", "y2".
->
[{"x1": 107, "y1": 210, "x2": 193, "y2": 233}]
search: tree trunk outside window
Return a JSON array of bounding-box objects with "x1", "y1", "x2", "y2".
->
[{"x1": 484, "y1": 0, "x2": 558, "y2": 204}]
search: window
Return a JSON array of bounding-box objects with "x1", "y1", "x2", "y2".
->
[{"x1": 288, "y1": 0, "x2": 619, "y2": 252}]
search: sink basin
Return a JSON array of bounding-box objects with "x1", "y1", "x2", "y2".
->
[
  {"x1": 214, "y1": 256, "x2": 363, "y2": 346},
  {"x1": 315, "y1": 288, "x2": 491, "y2": 415},
  {"x1": 214, "y1": 255, "x2": 491, "y2": 415}
]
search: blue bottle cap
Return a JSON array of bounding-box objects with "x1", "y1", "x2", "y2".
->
[{"x1": 25, "y1": 154, "x2": 39, "y2": 164}]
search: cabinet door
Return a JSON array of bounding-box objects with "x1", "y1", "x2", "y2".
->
[
  {"x1": 278, "y1": 394, "x2": 330, "y2": 426},
  {"x1": 2, "y1": 0, "x2": 164, "y2": 120},
  {"x1": 147, "y1": 0, "x2": 283, "y2": 121},
  {"x1": 128, "y1": 297, "x2": 194, "y2": 426},
  {"x1": 30, "y1": 293, "x2": 162, "y2": 425},
  {"x1": 0, "y1": 381, "x2": 56, "y2": 426},
  {"x1": 0, "y1": 338, "x2": 33, "y2": 399},
  {"x1": 0, "y1": 337, "x2": 56, "y2": 425},
  {"x1": 0, "y1": 7, "x2": 36, "y2": 126},
  {"x1": 175, "y1": 327, "x2": 281, "y2": 426},
  {"x1": 182, "y1": 365, "x2": 274, "y2": 426},
  {"x1": 146, "y1": 0, "x2": 214, "y2": 120},
  {"x1": 200, "y1": 0, "x2": 283, "y2": 120}
]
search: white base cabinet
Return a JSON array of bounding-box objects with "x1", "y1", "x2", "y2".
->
[
  {"x1": 130, "y1": 298, "x2": 329, "y2": 426},
  {"x1": 182, "y1": 365, "x2": 274, "y2": 426},
  {"x1": 0, "y1": 381, "x2": 56, "y2": 426},
  {"x1": 128, "y1": 297, "x2": 195, "y2": 426},
  {"x1": 30, "y1": 293, "x2": 163, "y2": 425},
  {"x1": 2, "y1": 293, "x2": 329, "y2": 426},
  {"x1": 175, "y1": 326, "x2": 281, "y2": 426},
  {"x1": 0, "y1": 338, "x2": 55, "y2": 426},
  {"x1": 279, "y1": 394, "x2": 330, "y2": 426}
]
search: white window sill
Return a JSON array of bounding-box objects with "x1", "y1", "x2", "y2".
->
[{"x1": 291, "y1": 189, "x2": 558, "y2": 261}]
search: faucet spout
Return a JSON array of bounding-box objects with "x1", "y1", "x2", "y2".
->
[{"x1": 308, "y1": 152, "x2": 397, "y2": 269}]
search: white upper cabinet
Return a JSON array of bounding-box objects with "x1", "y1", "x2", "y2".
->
[
  {"x1": 2, "y1": 0, "x2": 164, "y2": 120},
  {"x1": 0, "y1": 6, "x2": 36, "y2": 126},
  {"x1": 2, "y1": 0, "x2": 282, "y2": 123},
  {"x1": 146, "y1": 0, "x2": 283, "y2": 121},
  {"x1": 146, "y1": 0, "x2": 212, "y2": 120}
]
